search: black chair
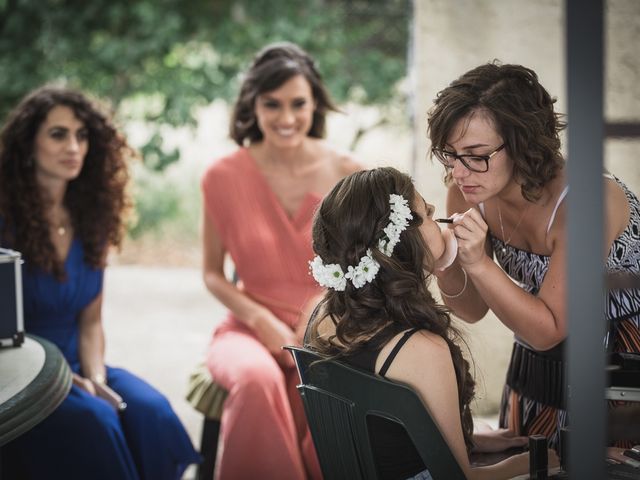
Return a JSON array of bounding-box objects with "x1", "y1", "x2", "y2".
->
[
  {"x1": 185, "y1": 362, "x2": 226, "y2": 480},
  {"x1": 285, "y1": 345, "x2": 467, "y2": 480}
]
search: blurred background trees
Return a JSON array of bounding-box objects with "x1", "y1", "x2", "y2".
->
[{"x1": 0, "y1": 0, "x2": 411, "y2": 247}]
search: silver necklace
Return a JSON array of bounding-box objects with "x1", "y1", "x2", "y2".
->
[{"x1": 497, "y1": 201, "x2": 530, "y2": 253}]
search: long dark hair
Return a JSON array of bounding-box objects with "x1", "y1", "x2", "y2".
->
[
  {"x1": 428, "y1": 61, "x2": 566, "y2": 202},
  {"x1": 0, "y1": 86, "x2": 132, "y2": 278},
  {"x1": 307, "y1": 167, "x2": 476, "y2": 449},
  {"x1": 229, "y1": 41, "x2": 337, "y2": 146}
]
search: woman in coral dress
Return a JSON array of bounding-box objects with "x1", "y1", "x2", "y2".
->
[{"x1": 201, "y1": 42, "x2": 361, "y2": 479}]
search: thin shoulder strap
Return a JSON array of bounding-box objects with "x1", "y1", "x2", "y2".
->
[
  {"x1": 546, "y1": 185, "x2": 569, "y2": 234},
  {"x1": 379, "y1": 328, "x2": 420, "y2": 377}
]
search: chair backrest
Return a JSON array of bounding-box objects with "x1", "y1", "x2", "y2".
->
[{"x1": 285, "y1": 346, "x2": 467, "y2": 480}]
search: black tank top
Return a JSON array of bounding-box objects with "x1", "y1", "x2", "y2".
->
[{"x1": 341, "y1": 328, "x2": 426, "y2": 480}]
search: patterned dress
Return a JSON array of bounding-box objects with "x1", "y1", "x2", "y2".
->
[{"x1": 493, "y1": 175, "x2": 640, "y2": 448}]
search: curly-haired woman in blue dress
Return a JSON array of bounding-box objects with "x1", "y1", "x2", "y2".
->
[{"x1": 0, "y1": 86, "x2": 200, "y2": 480}]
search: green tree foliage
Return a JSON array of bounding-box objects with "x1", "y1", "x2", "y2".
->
[
  {"x1": 0, "y1": 0, "x2": 409, "y2": 148},
  {"x1": 0, "y1": 0, "x2": 410, "y2": 237}
]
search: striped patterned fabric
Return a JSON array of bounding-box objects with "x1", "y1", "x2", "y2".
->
[{"x1": 495, "y1": 175, "x2": 640, "y2": 449}]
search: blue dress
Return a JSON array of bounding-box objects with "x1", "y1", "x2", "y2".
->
[{"x1": 2, "y1": 238, "x2": 201, "y2": 480}]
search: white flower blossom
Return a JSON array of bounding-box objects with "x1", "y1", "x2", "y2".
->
[
  {"x1": 309, "y1": 193, "x2": 412, "y2": 291},
  {"x1": 344, "y1": 249, "x2": 380, "y2": 288},
  {"x1": 309, "y1": 256, "x2": 347, "y2": 291}
]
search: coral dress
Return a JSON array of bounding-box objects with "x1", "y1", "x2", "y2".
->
[
  {"x1": 1, "y1": 236, "x2": 201, "y2": 480},
  {"x1": 202, "y1": 148, "x2": 322, "y2": 480}
]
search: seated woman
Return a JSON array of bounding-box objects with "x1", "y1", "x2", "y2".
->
[
  {"x1": 0, "y1": 86, "x2": 200, "y2": 480},
  {"x1": 305, "y1": 167, "x2": 559, "y2": 480}
]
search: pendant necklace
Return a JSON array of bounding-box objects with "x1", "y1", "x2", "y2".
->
[{"x1": 497, "y1": 201, "x2": 530, "y2": 254}]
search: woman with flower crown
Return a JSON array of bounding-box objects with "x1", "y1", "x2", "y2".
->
[
  {"x1": 200, "y1": 41, "x2": 361, "y2": 479},
  {"x1": 305, "y1": 167, "x2": 559, "y2": 480}
]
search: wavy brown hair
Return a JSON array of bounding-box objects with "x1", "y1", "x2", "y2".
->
[
  {"x1": 306, "y1": 167, "x2": 476, "y2": 450},
  {"x1": 428, "y1": 61, "x2": 566, "y2": 202},
  {"x1": 0, "y1": 86, "x2": 132, "y2": 278},
  {"x1": 230, "y1": 41, "x2": 337, "y2": 146}
]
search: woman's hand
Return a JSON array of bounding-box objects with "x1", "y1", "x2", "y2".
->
[
  {"x1": 453, "y1": 208, "x2": 490, "y2": 271},
  {"x1": 472, "y1": 428, "x2": 528, "y2": 453},
  {"x1": 72, "y1": 372, "x2": 96, "y2": 395},
  {"x1": 250, "y1": 310, "x2": 298, "y2": 368}
]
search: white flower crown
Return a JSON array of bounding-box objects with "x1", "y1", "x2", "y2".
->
[{"x1": 309, "y1": 193, "x2": 413, "y2": 291}]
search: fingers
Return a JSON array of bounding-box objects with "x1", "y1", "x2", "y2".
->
[
  {"x1": 448, "y1": 208, "x2": 489, "y2": 267},
  {"x1": 511, "y1": 436, "x2": 529, "y2": 447},
  {"x1": 72, "y1": 373, "x2": 96, "y2": 395},
  {"x1": 452, "y1": 208, "x2": 488, "y2": 237}
]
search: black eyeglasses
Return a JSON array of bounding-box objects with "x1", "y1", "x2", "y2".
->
[{"x1": 431, "y1": 144, "x2": 505, "y2": 173}]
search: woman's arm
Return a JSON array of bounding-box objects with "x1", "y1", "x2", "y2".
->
[
  {"x1": 445, "y1": 184, "x2": 567, "y2": 350},
  {"x1": 77, "y1": 291, "x2": 106, "y2": 393},
  {"x1": 437, "y1": 183, "x2": 566, "y2": 349},
  {"x1": 202, "y1": 209, "x2": 296, "y2": 367},
  {"x1": 435, "y1": 185, "x2": 491, "y2": 322},
  {"x1": 441, "y1": 177, "x2": 630, "y2": 350},
  {"x1": 463, "y1": 210, "x2": 567, "y2": 350},
  {"x1": 381, "y1": 331, "x2": 556, "y2": 479}
]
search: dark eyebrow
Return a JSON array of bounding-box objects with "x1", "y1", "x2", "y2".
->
[
  {"x1": 445, "y1": 143, "x2": 491, "y2": 151},
  {"x1": 463, "y1": 143, "x2": 491, "y2": 150}
]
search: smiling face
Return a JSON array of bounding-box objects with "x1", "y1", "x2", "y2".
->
[
  {"x1": 254, "y1": 74, "x2": 315, "y2": 150},
  {"x1": 447, "y1": 109, "x2": 514, "y2": 204},
  {"x1": 34, "y1": 105, "x2": 88, "y2": 185},
  {"x1": 414, "y1": 193, "x2": 446, "y2": 265}
]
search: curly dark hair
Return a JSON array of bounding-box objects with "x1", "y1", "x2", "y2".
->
[
  {"x1": 229, "y1": 41, "x2": 337, "y2": 146},
  {"x1": 428, "y1": 61, "x2": 566, "y2": 202},
  {"x1": 306, "y1": 167, "x2": 476, "y2": 450},
  {"x1": 0, "y1": 86, "x2": 133, "y2": 279}
]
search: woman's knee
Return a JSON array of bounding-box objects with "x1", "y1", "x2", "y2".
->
[
  {"x1": 232, "y1": 360, "x2": 287, "y2": 399},
  {"x1": 69, "y1": 395, "x2": 121, "y2": 437}
]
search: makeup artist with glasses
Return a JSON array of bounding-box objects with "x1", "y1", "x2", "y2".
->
[{"x1": 427, "y1": 61, "x2": 640, "y2": 450}]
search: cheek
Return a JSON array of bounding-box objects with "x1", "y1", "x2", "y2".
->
[
  {"x1": 34, "y1": 139, "x2": 54, "y2": 161},
  {"x1": 297, "y1": 106, "x2": 314, "y2": 123},
  {"x1": 430, "y1": 233, "x2": 446, "y2": 259},
  {"x1": 254, "y1": 107, "x2": 271, "y2": 125},
  {"x1": 422, "y1": 225, "x2": 445, "y2": 258}
]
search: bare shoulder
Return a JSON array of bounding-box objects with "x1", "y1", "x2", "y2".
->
[
  {"x1": 604, "y1": 175, "x2": 630, "y2": 238},
  {"x1": 333, "y1": 149, "x2": 364, "y2": 177},
  {"x1": 314, "y1": 139, "x2": 363, "y2": 176},
  {"x1": 377, "y1": 328, "x2": 452, "y2": 377},
  {"x1": 406, "y1": 329, "x2": 450, "y2": 361}
]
